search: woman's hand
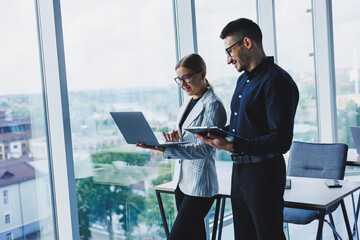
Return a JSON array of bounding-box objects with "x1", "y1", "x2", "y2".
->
[
  {"x1": 135, "y1": 143, "x2": 165, "y2": 153},
  {"x1": 163, "y1": 130, "x2": 180, "y2": 142}
]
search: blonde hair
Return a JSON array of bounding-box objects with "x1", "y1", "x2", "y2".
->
[{"x1": 176, "y1": 53, "x2": 211, "y2": 87}]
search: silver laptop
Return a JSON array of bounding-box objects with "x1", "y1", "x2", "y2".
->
[
  {"x1": 110, "y1": 112, "x2": 189, "y2": 146},
  {"x1": 350, "y1": 126, "x2": 360, "y2": 155}
]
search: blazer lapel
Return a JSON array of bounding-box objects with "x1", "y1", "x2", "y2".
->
[
  {"x1": 177, "y1": 87, "x2": 215, "y2": 136},
  {"x1": 180, "y1": 101, "x2": 204, "y2": 136}
]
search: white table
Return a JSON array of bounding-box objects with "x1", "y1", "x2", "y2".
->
[{"x1": 155, "y1": 176, "x2": 360, "y2": 240}]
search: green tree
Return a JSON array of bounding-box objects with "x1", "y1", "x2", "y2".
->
[
  {"x1": 138, "y1": 161, "x2": 176, "y2": 238},
  {"x1": 76, "y1": 151, "x2": 150, "y2": 240},
  {"x1": 91, "y1": 151, "x2": 148, "y2": 165}
]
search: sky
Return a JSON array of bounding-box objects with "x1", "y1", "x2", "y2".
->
[
  {"x1": 0, "y1": 0, "x2": 43, "y2": 95},
  {"x1": 0, "y1": 0, "x2": 359, "y2": 96}
]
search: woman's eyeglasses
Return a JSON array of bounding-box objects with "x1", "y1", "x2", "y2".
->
[{"x1": 174, "y1": 71, "x2": 201, "y2": 85}]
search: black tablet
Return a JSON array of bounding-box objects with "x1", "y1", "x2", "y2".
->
[{"x1": 184, "y1": 126, "x2": 248, "y2": 142}]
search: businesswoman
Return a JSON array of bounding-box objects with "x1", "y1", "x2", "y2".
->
[{"x1": 137, "y1": 53, "x2": 227, "y2": 240}]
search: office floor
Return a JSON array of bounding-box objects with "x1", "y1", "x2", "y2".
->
[{"x1": 219, "y1": 175, "x2": 360, "y2": 240}]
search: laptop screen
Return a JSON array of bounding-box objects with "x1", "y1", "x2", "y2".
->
[{"x1": 350, "y1": 126, "x2": 360, "y2": 155}]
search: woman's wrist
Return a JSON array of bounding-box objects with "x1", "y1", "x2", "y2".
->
[{"x1": 155, "y1": 146, "x2": 166, "y2": 152}]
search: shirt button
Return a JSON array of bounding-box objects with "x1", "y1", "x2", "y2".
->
[
  {"x1": 232, "y1": 129, "x2": 235, "y2": 132},
  {"x1": 246, "y1": 80, "x2": 250, "y2": 83},
  {"x1": 239, "y1": 95, "x2": 242, "y2": 98},
  {"x1": 234, "y1": 112, "x2": 238, "y2": 116}
]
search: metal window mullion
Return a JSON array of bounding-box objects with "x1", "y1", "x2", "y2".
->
[
  {"x1": 172, "y1": 0, "x2": 183, "y2": 107},
  {"x1": 173, "y1": 0, "x2": 197, "y2": 107},
  {"x1": 256, "y1": 0, "x2": 278, "y2": 62},
  {"x1": 312, "y1": 0, "x2": 337, "y2": 143},
  {"x1": 36, "y1": 0, "x2": 79, "y2": 239}
]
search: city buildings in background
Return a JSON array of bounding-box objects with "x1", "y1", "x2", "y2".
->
[
  {"x1": 0, "y1": 61, "x2": 359, "y2": 240},
  {"x1": 0, "y1": 111, "x2": 31, "y2": 162}
]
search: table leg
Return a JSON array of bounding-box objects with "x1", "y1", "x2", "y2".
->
[
  {"x1": 155, "y1": 190, "x2": 170, "y2": 237},
  {"x1": 212, "y1": 197, "x2": 221, "y2": 240},
  {"x1": 353, "y1": 193, "x2": 360, "y2": 237},
  {"x1": 329, "y1": 213, "x2": 339, "y2": 240},
  {"x1": 351, "y1": 193, "x2": 359, "y2": 240},
  {"x1": 357, "y1": 190, "x2": 360, "y2": 219},
  {"x1": 341, "y1": 199, "x2": 354, "y2": 240},
  {"x1": 218, "y1": 197, "x2": 226, "y2": 240},
  {"x1": 316, "y1": 210, "x2": 325, "y2": 240}
]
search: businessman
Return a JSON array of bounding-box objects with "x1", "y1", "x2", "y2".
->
[{"x1": 196, "y1": 18, "x2": 299, "y2": 239}]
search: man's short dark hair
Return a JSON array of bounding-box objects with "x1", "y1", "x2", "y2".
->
[{"x1": 220, "y1": 18, "x2": 262, "y2": 45}]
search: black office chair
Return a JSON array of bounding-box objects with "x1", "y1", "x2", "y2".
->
[{"x1": 284, "y1": 141, "x2": 348, "y2": 239}]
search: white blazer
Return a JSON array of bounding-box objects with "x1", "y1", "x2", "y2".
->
[{"x1": 164, "y1": 87, "x2": 227, "y2": 197}]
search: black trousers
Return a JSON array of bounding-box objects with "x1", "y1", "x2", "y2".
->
[
  {"x1": 168, "y1": 187, "x2": 215, "y2": 240},
  {"x1": 231, "y1": 156, "x2": 286, "y2": 240}
]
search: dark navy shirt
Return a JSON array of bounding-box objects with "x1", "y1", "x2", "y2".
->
[{"x1": 228, "y1": 57, "x2": 299, "y2": 156}]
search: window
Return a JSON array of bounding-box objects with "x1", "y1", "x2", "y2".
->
[
  {"x1": 60, "y1": 0, "x2": 177, "y2": 238},
  {"x1": 195, "y1": 1, "x2": 257, "y2": 238},
  {"x1": 196, "y1": 0, "x2": 257, "y2": 117},
  {"x1": 196, "y1": 0, "x2": 257, "y2": 163},
  {"x1": 3, "y1": 190, "x2": 9, "y2": 205},
  {"x1": 333, "y1": 0, "x2": 360, "y2": 147},
  {"x1": 0, "y1": 1, "x2": 56, "y2": 238},
  {"x1": 275, "y1": 0, "x2": 318, "y2": 142},
  {"x1": 5, "y1": 214, "x2": 11, "y2": 224},
  {"x1": 6, "y1": 233, "x2": 13, "y2": 240}
]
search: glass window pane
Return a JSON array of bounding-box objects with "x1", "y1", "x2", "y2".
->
[
  {"x1": 0, "y1": 1, "x2": 56, "y2": 239},
  {"x1": 196, "y1": 0, "x2": 257, "y2": 117},
  {"x1": 196, "y1": 0, "x2": 257, "y2": 162},
  {"x1": 60, "y1": 1, "x2": 177, "y2": 238},
  {"x1": 275, "y1": 0, "x2": 318, "y2": 142},
  {"x1": 195, "y1": 1, "x2": 256, "y2": 238},
  {"x1": 333, "y1": 1, "x2": 360, "y2": 147}
]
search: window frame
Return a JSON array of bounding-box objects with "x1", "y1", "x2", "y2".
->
[
  {"x1": 3, "y1": 189, "x2": 9, "y2": 205},
  {"x1": 32, "y1": 0, "x2": 339, "y2": 238},
  {"x1": 6, "y1": 233, "x2": 13, "y2": 240},
  {"x1": 4, "y1": 213, "x2": 11, "y2": 225}
]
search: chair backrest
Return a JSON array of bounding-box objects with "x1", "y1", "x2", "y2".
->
[{"x1": 287, "y1": 141, "x2": 348, "y2": 180}]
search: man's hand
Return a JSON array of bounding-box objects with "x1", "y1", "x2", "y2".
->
[{"x1": 195, "y1": 133, "x2": 234, "y2": 152}]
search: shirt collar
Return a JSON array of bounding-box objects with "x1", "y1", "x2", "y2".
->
[{"x1": 244, "y1": 56, "x2": 274, "y2": 79}]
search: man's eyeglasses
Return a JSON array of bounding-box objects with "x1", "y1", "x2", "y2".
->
[
  {"x1": 225, "y1": 37, "x2": 245, "y2": 57},
  {"x1": 174, "y1": 71, "x2": 201, "y2": 85}
]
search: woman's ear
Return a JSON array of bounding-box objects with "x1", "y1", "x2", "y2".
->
[{"x1": 201, "y1": 70, "x2": 206, "y2": 79}]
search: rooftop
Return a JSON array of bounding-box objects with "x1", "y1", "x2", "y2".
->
[{"x1": 0, "y1": 157, "x2": 35, "y2": 187}]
